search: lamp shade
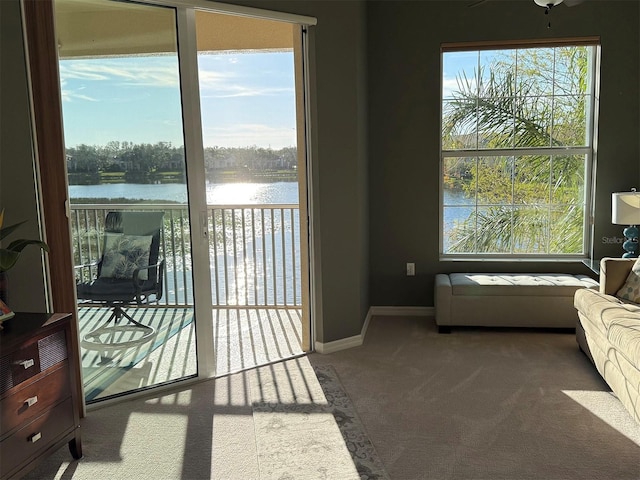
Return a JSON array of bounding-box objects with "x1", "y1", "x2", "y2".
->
[
  {"x1": 612, "y1": 192, "x2": 640, "y2": 225},
  {"x1": 534, "y1": 0, "x2": 563, "y2": 6}
]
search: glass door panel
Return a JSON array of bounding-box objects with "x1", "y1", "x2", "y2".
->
[
  {"x1": 54, "y1": 0, "x2": 197, "y2": 403},
  {"x1": 194, "y1": 11, "x2": 310, "y2": 376}
]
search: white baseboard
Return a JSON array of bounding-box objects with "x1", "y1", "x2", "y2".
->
[
  {"x1": 314, "y1": 334, "x2": 363, "y2": 354},
  {"x1": 314, "y1": 306, "x2": 434, "y2": 354}
]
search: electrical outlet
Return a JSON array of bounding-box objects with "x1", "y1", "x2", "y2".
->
[{"x1": 406, "y1": 262, "x2": 415, "y2": 276}]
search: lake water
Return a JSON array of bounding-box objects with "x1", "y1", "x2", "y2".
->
[
  {"x1": 71, "y1": 181, "x2": 470, "y2": 208},
  {"x1": 69, "y1": 181, "x2": 299, "y2": 205}
]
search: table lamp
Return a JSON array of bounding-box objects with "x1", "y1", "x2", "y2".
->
[{"x1": 612, "y1": 189, "x2": 640, "y2": 258}]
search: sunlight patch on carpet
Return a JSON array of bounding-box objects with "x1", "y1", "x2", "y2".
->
[{"x1": 562, "y1": 390, "x2": 640, "y2": 445}]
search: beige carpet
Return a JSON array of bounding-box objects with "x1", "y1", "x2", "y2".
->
[
  {"x1": 309, "y1": 316, "x2": 640, "y2": 480},
  {"x1": 24, "y1": 315, "x2": 640, "y2": 480}
]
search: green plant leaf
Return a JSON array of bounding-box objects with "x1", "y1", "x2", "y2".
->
[
  {"x1": 0, "y1": 240, "x2": 49, "y2": 273},
  {"x1": 6, "y1": 239, "x2": 49, "y2": 253},
  {"x1": 0, "y1": 249, "x2": 21, "y2": 272},
  {"x1": 0, "y1": 220, "x2": 27, "y2": 243}
]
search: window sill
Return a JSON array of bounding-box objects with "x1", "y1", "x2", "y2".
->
[{"x1": 439, "y1": 256, "x2": 588, "y2": 263}]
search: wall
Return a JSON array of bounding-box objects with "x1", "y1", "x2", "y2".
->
[
  {"x1": 0, "y1": 0, "x2": 48, "y2": 312},
  {"x1": 367, "y1": 0, "x2": 640, "y2": 307}
]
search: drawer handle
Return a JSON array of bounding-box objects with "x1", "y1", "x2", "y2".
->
[
  {"x1": 25, "y1": 396, "x2": 38, "y2": 407},
  {"x1": 29, "y1": 432, "x2": 42, "y2": 443},
  {"x1": 18, "y1": 359, "x2": 35, "y2": 369}
]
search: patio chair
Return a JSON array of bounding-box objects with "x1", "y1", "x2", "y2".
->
[{"x1": 76, "y1": 211, "x2": 165, "y2": 344}]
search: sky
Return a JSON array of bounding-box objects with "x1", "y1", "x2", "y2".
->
[
  {"x1": 59, "y1": 51, "x2": 297, "y2": 150},
  {"x1": 58, "y1": 46, "x2": 487, "y2": 150}
]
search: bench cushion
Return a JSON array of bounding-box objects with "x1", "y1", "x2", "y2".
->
[{"x1": 449, "y1": 273, "x2": 597, "y2": 297}]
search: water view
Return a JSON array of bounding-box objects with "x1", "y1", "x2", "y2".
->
[{"x1": 69, "y1": 181, "x2": 299, "y2": 205}]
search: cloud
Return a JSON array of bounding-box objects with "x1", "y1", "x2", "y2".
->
[
  {"x1": 203, "y1": 123, "x2": 296, "y2": 149},
  {"x1": 198, "y1": 69, "x2": 292, "y2": 98},
  {"x1": 59, "y1": 78, "x2": 98, "y2": 103},
  {"x1": 59, "y1": 58, "x2": 180, "y2": 88},
  {"x1": 442, "y1": 75, "x2": 477, "y2": 99},
  {"x1": 201, "y1": 85, "x2": 293, "y2": 99}
]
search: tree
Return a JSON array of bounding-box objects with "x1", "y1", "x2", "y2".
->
[{"x1": 442, "y1": 46, "x2": 591, "y2": 254}]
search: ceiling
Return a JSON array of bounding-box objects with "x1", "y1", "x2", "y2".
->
[{"x1": 54, "y1": 0, "x2": 294, "y2": 58}]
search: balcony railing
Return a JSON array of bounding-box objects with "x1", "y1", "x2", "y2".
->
[{"x1": 71, "y1": 203, "x2": 302, "y2": 308}]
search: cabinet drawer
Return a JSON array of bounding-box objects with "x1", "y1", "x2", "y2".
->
[
  {"x1": 0, "y1": 330, "x2": 67, "y2": 395},
  {"x1": 0, "y1": 363, "x2": 71, "y2": 437},
  {"x1": 0, "y1": 397, "x2": 75, "y2": 479},
  {"x1": 0, "y1": 343, "x2": 41, "y2": 393}
]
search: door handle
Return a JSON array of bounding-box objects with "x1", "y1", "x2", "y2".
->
[{"x1": 201, "y1": 211, "x2": 209, "y2": 238}]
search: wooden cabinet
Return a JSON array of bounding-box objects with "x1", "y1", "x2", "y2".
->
[{"x1": 0, "y1": 313, "x2": 82, "y2": 479}]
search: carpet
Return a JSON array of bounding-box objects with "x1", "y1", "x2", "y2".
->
[{"x1": 309, "y1": 316, "x2": 640, "y2": 480}]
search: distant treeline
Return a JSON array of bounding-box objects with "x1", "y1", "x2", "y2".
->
[{"x1": 66, "y1": 142, "x2": 298, "y2": 184}]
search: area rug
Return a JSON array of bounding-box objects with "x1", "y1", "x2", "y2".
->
[
  {"x1": 250, "y1": 362, "x2": 389, "y2": 480},
  {"x1": 314, "y1": 365, "x2": 390, "y2": 480}
]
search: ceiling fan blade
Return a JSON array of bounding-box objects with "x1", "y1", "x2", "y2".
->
[{"x1": 468, "y1": 0, "x2": 490, "y2": 7}]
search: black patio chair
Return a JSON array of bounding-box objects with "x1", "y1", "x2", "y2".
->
[{"x1": 76, "y1": 211, "x2": 165, "y2": 339}]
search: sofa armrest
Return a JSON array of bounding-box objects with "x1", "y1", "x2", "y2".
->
[{"x1": 599, "y1": 257, "x2": 635, "y2": 295}]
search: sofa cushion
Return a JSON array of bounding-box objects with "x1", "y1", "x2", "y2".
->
[
  {"x1": 607, "y1": 318, "x2": 640, "y2": 383},
  {"x1": 450, "y1": 273, "x2": 597, "y2": 297},
  {"x1": 616, "y1": 257, "x2": 640, "y2": 304},
  {"x1": 574, "y1": 289, "x2": 640, "y2": 333}
]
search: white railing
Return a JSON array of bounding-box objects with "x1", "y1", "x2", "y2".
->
[{"x1": 70, "y1": 203, "x2": 302, "y2": 308}]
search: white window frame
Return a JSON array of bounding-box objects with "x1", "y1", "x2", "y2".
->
[{"x1": 439, "y1": 38, "x2": 601, "y2": 260}]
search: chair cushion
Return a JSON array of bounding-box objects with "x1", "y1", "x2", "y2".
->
[
  {"x1": 99, "y1": 233, "x2": 153, "y2": 281},
  {"x1": 77, "y1": 277, "x2": 139, "y2": 302},
  {"x1": 616, "y1": 257, "x2": 640, "y2": 304}
]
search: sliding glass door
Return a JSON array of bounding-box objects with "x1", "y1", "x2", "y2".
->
[
  {"x1": 54, "y1": 0, "x2": 312, "y2": 404},
  {"x1": 55, "y1": 0, "x2": 199, "y2": 403}
]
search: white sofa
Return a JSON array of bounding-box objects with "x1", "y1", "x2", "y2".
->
[
  {"x1": 435, "y1": 273, "x2": 599, "y2": 332},
  {"x1": 574, "y1": 258, "x2": 640, "y2": 423}
]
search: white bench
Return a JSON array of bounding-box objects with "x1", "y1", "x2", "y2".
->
[{"x1": 434, "y1": 273, "x2": 599, "y2": 333}]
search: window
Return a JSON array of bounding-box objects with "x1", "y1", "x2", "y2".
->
[{"x1": 440, "y1": 40, "x2": 599, "y2": 258}]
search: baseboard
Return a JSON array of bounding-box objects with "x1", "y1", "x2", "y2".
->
[
  {"x1": 314, "y1": 334, "x2": 363, "y2": 354},
  {"x1": 314, "y1": 306, "x2": 434, "y2": 354}
]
